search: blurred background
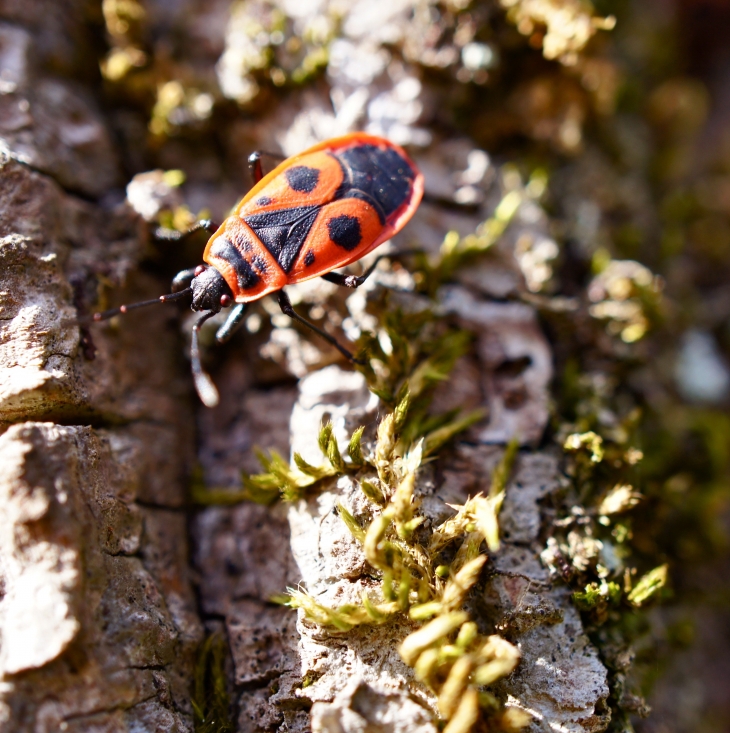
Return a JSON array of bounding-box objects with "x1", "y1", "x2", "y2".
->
[{"x1": 48, "y1": 0, "x2": 730, "y2": 730}]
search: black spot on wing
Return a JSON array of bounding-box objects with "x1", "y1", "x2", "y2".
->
[
  {"x1": 304, "y1": 250, "x2": 315, "y2": 266},
  {"x1": 285, "y1": 166, "x2": 320, "y2": 193},
  {"x1": 327, "y1": 215, "x2": 362, "y2": 251},
  {"x1": 243, "y1": 205, "x2": 320, "y2": 273},
  {"x1": 209, "y1": 237, "x2": 260, "y2": 290},
  {"x1": 334, "y1": 144, "x2": 415, "y2": 224},
  {"x1": 255, "y1": 196, "x2": 273, "y2": 206}
]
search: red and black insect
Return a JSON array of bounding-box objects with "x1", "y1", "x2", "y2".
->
[{"x1": 92, "y1": 133, "x2": 424, "y2": 406}]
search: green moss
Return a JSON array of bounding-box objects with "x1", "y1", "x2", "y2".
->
[
  {"x1": 573, "y1": 581, "x2": 622, "y2": 611},
  {"x1": 279, "y1": 375, "x2": 520, "y2": 730},
  {"x1": 627, "y1": 565, "x2": 669, "y2": 607}
]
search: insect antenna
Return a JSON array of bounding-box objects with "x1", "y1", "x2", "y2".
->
[
  {"x1": 190, "y1": 311, "x2": 220, "y2": 408},
  {"x1": 91, "y1": 287, "x2": 193, "y2": 322}
]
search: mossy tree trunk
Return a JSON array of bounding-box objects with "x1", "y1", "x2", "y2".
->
[{"x1": 0, "y1": 1, "x2": 688, "y2": 732}]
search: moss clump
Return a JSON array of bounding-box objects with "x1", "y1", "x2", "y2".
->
[{"x1": 282, "y1": 397, "x2": 523, "y2": 733}]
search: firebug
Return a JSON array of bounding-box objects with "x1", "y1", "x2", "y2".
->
[{"x1": 91, "y1": 133, "x2": 424, "y2": 406}]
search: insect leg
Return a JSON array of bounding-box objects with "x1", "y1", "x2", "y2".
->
[
  {"x1": 276, "y1": 290, "x2": 364, "y2": 364},
  {"x1": 215, "y1": 303, "x2": 247, "y2": 343},
  {"x1": 321, "y1": 249, "x2": 423, "y2": 289},
  {"x1": 320, "y1": 255, "x2": 389, "y2": 289},
  {"x1": 191, "y1": 310, "x2": 220, "y2": 407},
  {"x1": 248, "y1": 151, "x2": 287, "y2": 184}
]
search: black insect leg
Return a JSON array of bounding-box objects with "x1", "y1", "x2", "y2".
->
[
  {"x1": 320, "y1": 254, "x2": 390, "y2": 289},
  {"x1": 276, "y1": 290, "x2": 364, "y2": 364},
  {"x1": 249, "y1": 152, "x2": 265, "y2": 184},
  {"x1": 248, "y1": 151, "x2": 287, "y2": 184},
  {"x1": 216, "y1": 303, "x2": 247, "y2": 343},
  {"x1": 321, "y1": 249, "x2": 426, "y2": 290}
]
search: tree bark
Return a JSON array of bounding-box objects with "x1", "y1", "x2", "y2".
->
[
  {"x1": 0, "y1": 3, "x2": 201, "y2": 730},
  {"x1": 0, "y1": 1, "x2": 629, "y2": 732}
]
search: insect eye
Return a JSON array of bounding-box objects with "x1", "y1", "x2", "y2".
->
[{"x1": 220, "y1": 294, "x2": 232, "y2": 307}]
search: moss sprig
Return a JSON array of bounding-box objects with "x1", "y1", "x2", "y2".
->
[
  {"x1": 414, "y1": 188, "x2": 523, "y2": 295},
  {"x1": 239, "y1": 420, "x2": 353, "y2": 503}
]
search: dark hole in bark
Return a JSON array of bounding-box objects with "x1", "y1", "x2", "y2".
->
[{"x1": 494, "y1": 356, "x2": 532, "y2": 378}]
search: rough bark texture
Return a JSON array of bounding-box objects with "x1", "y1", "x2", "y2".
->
[
  {"x1": 0, "y1": 2, "x2": 201, "y2": 730},
  {"x1": 0, "y1": 424, "x2": 201, "y2": 731}
]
